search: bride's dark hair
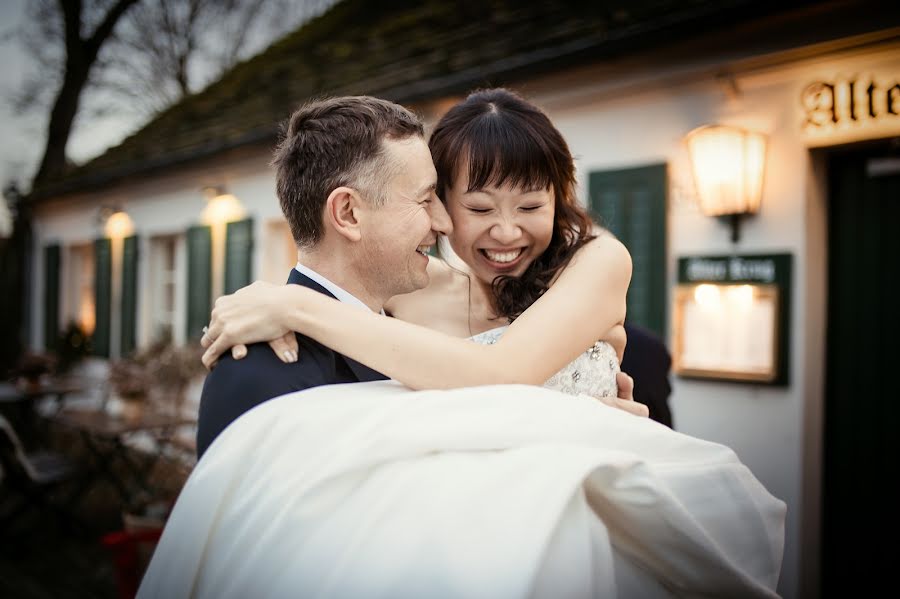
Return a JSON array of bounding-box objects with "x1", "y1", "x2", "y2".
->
[{"x1": 428, "y1": 88, "x2": 597, "y2": 320}]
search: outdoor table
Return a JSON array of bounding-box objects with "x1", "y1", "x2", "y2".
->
[
  {"x1": 0, "y1": 380, "x2": 84, "y2": 446},
  {"x1": 0, "y1": 380, "x2": 84, "y2": 406},
  {"x1": 53, "y1": 408, "x2": 195, "y2": 506}
]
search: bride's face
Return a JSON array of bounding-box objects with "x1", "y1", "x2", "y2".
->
[{"x1": 444, "y1": 172, "x2": 555, "y2": 285}]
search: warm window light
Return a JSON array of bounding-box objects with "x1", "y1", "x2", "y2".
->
[
  {"x1": 725, "y1": 284, "x2": 756, "y2": 312},
  {"x1": 685, "y1": 125, "x2": 767, "y2": 243},
  {"x1": 104, "y1": 210, "x2": 134, "y2": 239},
  {"x1": 201, "y1": 187, "x2": 245, "y2": 225},
  {"x1": 694, "y1": 284, "x2": 722, "y2": 309},
  {"x1": 79, "y1": 294, "x2": 96, "y2": 335},
  {"x1": 693, "y1": 283, "x2": 757, "y2": 315}
]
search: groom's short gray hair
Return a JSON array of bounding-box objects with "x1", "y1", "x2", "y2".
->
[{"x1": 272, "y1": 96, "x2": 424, "y2": 248}]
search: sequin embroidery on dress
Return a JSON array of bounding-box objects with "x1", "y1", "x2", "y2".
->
[{"x1": 469, "y1": 326, "x2": 619, "y2": 398}]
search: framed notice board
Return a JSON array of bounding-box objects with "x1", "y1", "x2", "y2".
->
[{"x1": 673, "y1": 254, "x2": 792, "y2": 385}]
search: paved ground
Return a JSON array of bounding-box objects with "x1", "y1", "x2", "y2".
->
[
  {"x1": 0, "y1": 494, "x2": 120, "y2": 599},
  {"x1": 1, "y1": 427, "x2": 190, "y2": 599}
]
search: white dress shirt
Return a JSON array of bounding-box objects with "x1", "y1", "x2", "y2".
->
[{"x1": 294, "y1": 262, "x2": 382, "y2": 314}]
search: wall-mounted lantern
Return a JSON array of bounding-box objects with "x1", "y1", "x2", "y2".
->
[
  {"x1": 685, "y1": 125, "x2": 767, "y2": 243},
  {"x1": 201, "y1": 186, "x2": 245, "y2": 225},
  {"x1": 200, "y1": 186, "x2": 246, "y2": 300},
  {"x1": 103, "y1": 209, "x2": 134, "y2": 239}
]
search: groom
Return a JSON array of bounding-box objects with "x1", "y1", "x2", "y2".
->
[{"x1": 196, "y1": 96, "x2": 642, "y2": 458}]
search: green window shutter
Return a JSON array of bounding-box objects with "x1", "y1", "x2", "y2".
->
[
  {"x1": 588, "y1": 164, "x2": 667, "y2": 338},
  {"x1": 43, "y1": 244, "x2": 60, "y2": 350},
  {"x1": 224, "y1": 218, "x2": 254, "y2": 295},
  {"x1": 93, "y1": 238, "x2": 112, "y2": 357},
  {"x1": 120, "y1": 235, "x2": 139, "y2": 356},
  {"x1": 186, "y1": 225, "x2": 212, "y2": 341}
]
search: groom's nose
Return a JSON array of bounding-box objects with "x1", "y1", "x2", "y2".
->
[{"x1": 428, "y1": 199, "x2": 453, "y2": 235}]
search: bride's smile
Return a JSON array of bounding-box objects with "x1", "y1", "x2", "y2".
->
[{"x1": 446, "y1": 181, "x2": 555, "y2": 282}]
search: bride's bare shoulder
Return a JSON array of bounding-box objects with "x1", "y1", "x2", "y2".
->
[{"x1": 571, "y1": 231, "x2": 632, "y2": 268}]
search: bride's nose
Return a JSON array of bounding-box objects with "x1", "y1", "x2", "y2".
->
[{"x1": 490, "y1": 218, "x2": 522, "y2": 244}]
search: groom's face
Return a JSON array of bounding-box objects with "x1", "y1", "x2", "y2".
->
[{"x1": 359, "y1": 136, "x2": 451, "y2": 298}]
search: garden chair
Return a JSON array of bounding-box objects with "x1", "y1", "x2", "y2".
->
[{"x1": 0, "y1": 413, "x2": 90, "y2": 538}]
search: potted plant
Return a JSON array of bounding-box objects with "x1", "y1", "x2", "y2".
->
[
  {"x1": 107, "y1": 338, "x2": 204, "y2": 420},
  {"x1": 107, "y1": 352, "x2": 153, "y2": 420},
  {"x1": 53, "y1": 321, "x2": 91, "y2": 375},
  {"x1": 146, "y1": 341, "x2": 205, "y2": 415}
]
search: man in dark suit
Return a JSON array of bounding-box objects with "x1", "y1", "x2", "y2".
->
[
  {"x1": 196, "y1": 96, "x2": 453, "y2": 457},
  {"x1": 196, "y1": 269, "x2": 391, "y2": 456},
  {"x1": 621, "y1": 323, "x2": 673, "y2": 428}
]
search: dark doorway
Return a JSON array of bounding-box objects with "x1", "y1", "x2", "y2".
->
[{"x1": 822, "y1": 138, "x2": 900, "y2": 596}]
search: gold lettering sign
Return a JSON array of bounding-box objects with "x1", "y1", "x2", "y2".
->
[{"x1": 801, "y1": 75, "x2": 900, "y2": 146}]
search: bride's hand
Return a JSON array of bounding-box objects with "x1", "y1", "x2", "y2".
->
[
  {"x1": 596, "y1": 372, "x2": 649, "y2": 418},
  {"x1": 201, "y1": 281, "x2": 300, "y2": 369}
]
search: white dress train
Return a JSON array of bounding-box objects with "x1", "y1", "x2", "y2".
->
[{"x1": 138, "y1": 378, "x2": 785, "y2": 598}]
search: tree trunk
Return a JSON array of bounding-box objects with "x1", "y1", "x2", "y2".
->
[
  {"x1": 32, "y1": 61, "x2": 92, "y2": 186},
  {"x1": 31, "y1": 0, "x2": 141, "y2": 189}
]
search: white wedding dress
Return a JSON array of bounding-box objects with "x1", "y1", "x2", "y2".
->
[{"x1": 139, "y1": 329, "x2": 785, "y2": 599}]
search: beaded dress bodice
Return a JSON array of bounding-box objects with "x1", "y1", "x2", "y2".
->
[{"x1": 469, "y1": 326, "x2": 619, "y2": 398}]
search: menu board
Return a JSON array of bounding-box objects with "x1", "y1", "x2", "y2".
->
[
  {"x1": 673, "y1": 284, "x2": 779, "y2": 382},
  {"x1": 675, "y1": 254, "x2": 792, "y2": 385}
]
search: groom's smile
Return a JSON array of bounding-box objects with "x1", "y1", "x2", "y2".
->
[{"x1": 360, "y1": 136, "x2": 451, "y2": 300}]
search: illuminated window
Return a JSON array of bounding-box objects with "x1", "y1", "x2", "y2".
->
[{"x1": 63, "y1": 243, "x2": 96, "y2": 336}]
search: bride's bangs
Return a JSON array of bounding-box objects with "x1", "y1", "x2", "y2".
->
[{"x1": 460, "y1": 115, "x2": 555, "y2": 194}]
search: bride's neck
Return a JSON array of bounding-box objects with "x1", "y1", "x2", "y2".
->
[{"x1": 468, "y1": 275, "x2": 504, "y2": 326}]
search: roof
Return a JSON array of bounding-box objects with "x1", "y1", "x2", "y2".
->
[{"x1": 29, "y1": 0, "x2": 860, "y2": 200}]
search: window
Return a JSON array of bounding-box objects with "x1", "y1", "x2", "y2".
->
[
  {"x1": 149, "y1": 235, "x2": 179, "y2": 344},
  {"x1": 63, "y1": 242, "x2": 96, "y2": 337}
]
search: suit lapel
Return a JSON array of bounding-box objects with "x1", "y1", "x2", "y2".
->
[{"x1": 287, "y1": 269, "x2": 387, "y2": 382}]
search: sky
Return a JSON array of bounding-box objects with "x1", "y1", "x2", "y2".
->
[
  {"x1": 0, "y1": 0, "x2": 143, "y2": 195},
  {"x1": 0, "y1": 0, "x2": 330, "y2": 199}
]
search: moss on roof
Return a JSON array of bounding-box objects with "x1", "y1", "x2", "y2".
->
[{"x1": 31, "y1": 0, "x2": 781, "y2": 199}]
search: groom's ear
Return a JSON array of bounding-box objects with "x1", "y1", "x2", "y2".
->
[{"x1": 324, "y1": 186, "x2": 364, "y2": 242}]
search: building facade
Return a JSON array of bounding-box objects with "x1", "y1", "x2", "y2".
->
[{"x1": 26, "y1": 2, "x2": 900, "y2": 596}]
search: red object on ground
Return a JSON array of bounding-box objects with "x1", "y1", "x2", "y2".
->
[{"x1": 101, "y1": 528, "x2": 163, "y2": 599}]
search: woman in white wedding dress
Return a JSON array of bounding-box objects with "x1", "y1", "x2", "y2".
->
[{"x1": 139, "y1": 89, "x2": 785, "y2": 598}]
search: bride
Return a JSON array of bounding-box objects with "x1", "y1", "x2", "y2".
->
[{"x1": 139, "y1": 90, "x2": 785, "y2": 598}]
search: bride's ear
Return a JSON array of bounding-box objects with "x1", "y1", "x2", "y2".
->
[{"x1": 324, "y1": 186, "x2": 364, "y2": 242}]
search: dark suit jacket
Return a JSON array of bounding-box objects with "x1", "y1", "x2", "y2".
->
[
  {"x1": 195, "y1": 269, "x2": 387, "y2": 458},
  {"x1": 621, "y1": 323, "x2": 674, "y2": 428}
]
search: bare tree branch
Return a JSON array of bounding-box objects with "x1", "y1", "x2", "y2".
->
[
  {"x1": 32, "y1": 0, "x2": 140, "y2": 185},
  {"x1": 10, "y1": 0, "x2": 333, "y2": 189}
]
